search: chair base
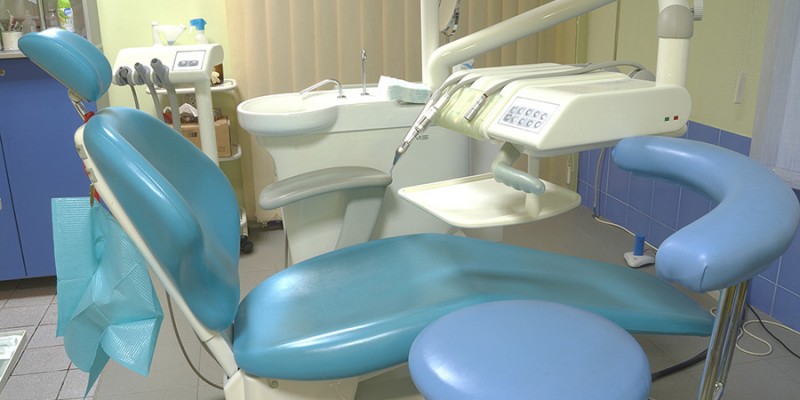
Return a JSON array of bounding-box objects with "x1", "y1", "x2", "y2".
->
[{"x1": 224, "y1": 371, "x2": 359, "y2": 400}]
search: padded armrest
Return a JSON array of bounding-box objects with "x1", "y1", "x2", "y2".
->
[
  {"x1": 613, "y1": 136, "x2": 800, "y2": 292},
  {"x1": 18, "y1": 29, "x2": 111, "y2": 102},
  {"x1": 259, "y1": 167, "x2": 392, "y2": 210}
]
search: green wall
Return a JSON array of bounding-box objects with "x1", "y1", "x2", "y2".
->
[{"x1": 587, "y1": 1, "x2": 770, "y2": 137}]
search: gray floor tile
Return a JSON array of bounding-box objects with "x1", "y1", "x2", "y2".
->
[
  {"x1": 58, "y1": 368, "x2": 98, "y2": 399},
  {"x1": 12, "y1": 345, "x2": 72, "y2": 375},
  {"x1": 93, "y1": 342, "x2": 200, "y2": 397},
  {"x1": 27, "y1": 324, "x2": 64, "y2": 348},
  {"x1": 99, "y1": 388, "x2": 197, "y2": 400},
  {"x1": 41, "y1": 303, "x2": 59, "y2": 325},
  {"x1": 0, "y1": 370, "x2": 66, "y2": 400},
  {"x1": 4, "y1": 286, "x2": 56, "y2": 308},
  {"x1": 0, "y1": 304, "x2": 48, "y2": 329}
]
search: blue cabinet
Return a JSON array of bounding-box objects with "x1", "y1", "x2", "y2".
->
[
  {"x1": 0, "y1": 137, "x2": 26, "y2": 281},
  {"x1": 0, "y1": 58, "x2": 92, "y2": 279}
]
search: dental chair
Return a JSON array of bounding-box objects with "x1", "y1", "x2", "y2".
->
[{"x1": 23, "y1": 30, "x2": 799, "y2": 400}]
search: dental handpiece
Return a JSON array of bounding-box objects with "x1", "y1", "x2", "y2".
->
[
  {"x1": 391, "y1": 72, "x2": 481, "y2": 167},
  {"x1": 151, "y1": 58, "x2": 181, "y2": 132},
  {"x1": 133, "y1": 62, "x2": 165, "y2": 122}
]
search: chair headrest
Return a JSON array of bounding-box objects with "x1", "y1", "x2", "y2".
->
[{"x1": 19, "y1": 29, "x2": 111, "y2": 102}]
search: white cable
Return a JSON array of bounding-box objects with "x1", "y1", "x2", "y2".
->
[{"x1": 709, "y1": 306, "x2": 800, "y2": 357}]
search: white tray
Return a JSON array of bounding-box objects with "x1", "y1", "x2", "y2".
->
[{"x1": 398, "y1": 173, "x2": 581, "y2": 228}]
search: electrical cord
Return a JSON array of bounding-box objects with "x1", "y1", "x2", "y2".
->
[{"x1": 737, "y1": 303, "x2": 800, "y2": 359}]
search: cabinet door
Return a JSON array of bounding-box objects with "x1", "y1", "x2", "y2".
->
[
  {"x1": 0, "y1": 59, "x2": 91, "y2": 278},
  {"x1": 0, "y1": 136, "x2": 26, "y2": 280}
]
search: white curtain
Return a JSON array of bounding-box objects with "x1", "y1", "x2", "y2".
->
[
  {"x1": 750, "y1": 0, "x2": 800, "y2": 188},
  {"x1": 224, "y1": 0, "x2": 578, "y2": 222}
]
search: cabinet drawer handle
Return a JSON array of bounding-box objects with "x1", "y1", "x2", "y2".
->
[{"x1": 0, "y1": 68, "x2": 5, "y2": 77}]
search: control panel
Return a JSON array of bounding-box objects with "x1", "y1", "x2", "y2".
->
[{"x1": 497, "y1": 98, "x2": 559, "y2": 135}]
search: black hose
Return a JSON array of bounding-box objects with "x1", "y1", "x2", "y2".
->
[{"x1": 651, "y1": 349, "x2": 707, "y2": 381}]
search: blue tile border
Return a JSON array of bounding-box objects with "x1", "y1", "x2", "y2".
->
[{"x1": 578, "y1": 121, "x2": 800, "y2": 330}]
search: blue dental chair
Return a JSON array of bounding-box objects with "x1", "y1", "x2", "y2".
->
[{"x1": 22, "y1": 30, "x2": 799, "y2": 400}]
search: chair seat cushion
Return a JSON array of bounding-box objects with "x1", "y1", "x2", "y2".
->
[
  {"x1": 409, "y1": 300, "x2": 651, "y2": 400},
  {"x1": 233, "y1": 233, "x2": 711, "y2": 380}
]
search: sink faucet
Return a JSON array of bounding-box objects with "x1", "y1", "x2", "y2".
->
[
  {"x1": 361, "y1": 49, "x2": 369, "y2": 96},
  {"x1": 300, "y1": 79, "x2": 346, "y2": 99}
]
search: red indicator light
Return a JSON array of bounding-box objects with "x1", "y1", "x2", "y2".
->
[{"x1": 673, "y1": 115, "x2": 679, "y2": 121}]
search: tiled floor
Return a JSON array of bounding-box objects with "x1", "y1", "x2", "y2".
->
[
  {"x1": 2, "y1": 208, "x2": 800, "y2": 399},
  {"x1": 0, "y1": 277, "x2": 96, "y2": 400}
]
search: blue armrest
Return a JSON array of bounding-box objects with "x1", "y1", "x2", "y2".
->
[{"x1": 613, "y1": 136, "x2": 800, "y2": 292}]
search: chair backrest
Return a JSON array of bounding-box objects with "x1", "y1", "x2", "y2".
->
[
  {"x1": 613, "y1": 136, "x2": 800, "y2": 292},
  {"x1": 19, "y1": 30, "x2": 241, "y2": 332}
]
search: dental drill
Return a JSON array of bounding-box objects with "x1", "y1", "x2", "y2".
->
[
  {"x1": 150, "y1": 58, "x2": 182, "y2": 132},
  {"x1": 391, "y1": 70, "x2": 480, "y2": 168},
  {"x1": 114, "y1": 66, "x2": 140, "y2": 109},
  {"x1": 133, "y1": 62, "x2": 165, "y2": 122}
]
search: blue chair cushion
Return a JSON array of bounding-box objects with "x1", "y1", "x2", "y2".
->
[
  {"x1": 82, "y1": 107, "x2": 241, "y2": 331},
  {"x1": 19, "y1": 29, "x2": 111, "y2": 102},
  {"x1": 233, "y1": 233, "x2": 712, "y2": 380},
  {"x1": 409, "y1": 300, "x2": 651, "y2": 400},
  {"x1": 613, "y1": 137, "x2": 800, "y2": 292}
]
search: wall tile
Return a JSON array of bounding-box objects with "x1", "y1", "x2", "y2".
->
[
  {"x1": 677, "y1": 187, "x2": 713, "y2": 229},
  {"x1": 647, "y1": 220, "x2": 675, "y2": 249},
  {"x1": 776, "y1": 226, "x2": 800, "y2": 294},
  {"x1": 686, "y1": 121, "x2": 720, "y2": 145},
  {"x1": 773, "y1": 286, "x2": 800, "y2": 330},
  {"x1": 749, "y1": 276, "x2": 776, "y2": 314},
  {"x1": 626, "y1": 206, "x2": 651, "y2": 238},
  {"x1": 761, "y1": 258, "x2": 781, "y2": 283},
  {"x1": 651, "y1": 180, "x2": 680, "y2": 229},
  {"x1": 628, "y1": 174, "x2": 654, "y2": 214},
  {"x1": 607, "y1": 161, "x2": 631, "y2": 203},
  {"x1": 604, "y1": 195, "x2": 627, "y2": 226},
  {"x1": 719, "y1": 131, "x2": 752, "y2": 156}
]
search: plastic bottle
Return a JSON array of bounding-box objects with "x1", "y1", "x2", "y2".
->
[
  {"x1": 57, "y1": 0, "x2": 75, "y2": 32},
  {"x1": 46, "y1": 9, "x2": 59, "y2": 29},
  {"x1": 190, "y1": 18, "x2": 208, "y2": 44},
  {"x1": 21, "y1": 11, "x2": 38, "y2": 34}
]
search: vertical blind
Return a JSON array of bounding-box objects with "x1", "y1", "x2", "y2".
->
[
  {"x1": 750, "y1": 0, "x2": 800, "y2": 189},
  {"x1": 224, "y1": 0, "x2": 578, "y2": 221}
]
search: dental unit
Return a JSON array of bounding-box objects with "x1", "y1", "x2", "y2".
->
[
  {"x1": 111, "y1": 43, "x2": 224, "y2": 163},
  {"x1": 17, "y1": 1, "x2": 800, "y2": 400}
]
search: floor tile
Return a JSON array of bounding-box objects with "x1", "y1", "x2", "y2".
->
[
  {"x1": 12, "y1": 345, "x2": 72, "y2": 375},
  {"x1": 93, "y1": 342, "x2": 200, "y2": 397},
  {"x1": 0, "y1": 304, "x2": 48, "y2": 329},
  {"x1": 4, "y1": 286, "x2": 55, "y2": 308},
  {"x1": 27, "y1": 324, "x2": 64, "y2": 348},
  {"x1": 41, "y1": 303, "x2": 59, "y2": 325},
  {"x1": 58, "y1": 368, "x2": 98, "y2": 399},
  {"x1": 0, "y1": 370, "x2": 66, "y2": 400}
]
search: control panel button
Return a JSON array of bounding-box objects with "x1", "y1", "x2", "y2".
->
[{"x1": 497, "y1": 97, "x2": 559, "y2": 134}]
